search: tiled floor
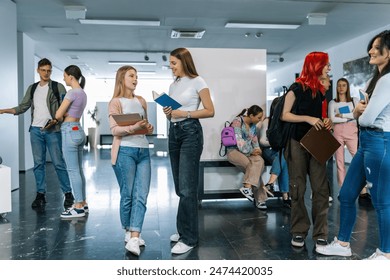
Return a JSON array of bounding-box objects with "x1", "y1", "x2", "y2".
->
[{"x1": 0, "y1": 148, "x2": 380, "y2": 260}]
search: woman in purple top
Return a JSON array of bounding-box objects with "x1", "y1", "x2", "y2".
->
[{"x1": 55, "y1": 65, "x2": 88, "y2": 218}]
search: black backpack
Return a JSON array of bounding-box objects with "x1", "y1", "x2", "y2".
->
[
  {"x1": 266, "y1": 84, "x2": 300, "y2": 152},
  {"x1": 30, "y1": 81, "x2": 61, "y2": 106}
]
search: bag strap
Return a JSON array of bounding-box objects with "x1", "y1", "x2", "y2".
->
[
  {"x1": 30, "y1": 81, "x2": 61, "y2": 107},
  {"x1": 219, "y1": 144, "x2": 227, "y2": 157}
]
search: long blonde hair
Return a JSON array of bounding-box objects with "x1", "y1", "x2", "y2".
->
[{"x1": 112, "y1": 65, "x2": 137, "y2": 98}]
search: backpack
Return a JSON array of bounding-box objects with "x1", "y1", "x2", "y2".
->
[
  {"x1": 219, "y1": 121, "x2": 237, "y2": 157},
  {"x1": 266, "y1": 84, "x2": 301, "y2": 152},
  {"x1": 30, "y1": 81, "x2": 61, "y2": 106}
]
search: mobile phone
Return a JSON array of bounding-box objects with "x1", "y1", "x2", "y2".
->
[{"x1": 359, "y1": 89, "x2": 368, "y2": 103}]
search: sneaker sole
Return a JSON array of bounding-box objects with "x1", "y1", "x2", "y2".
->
[
  {"x1": 315, "y1": 247, "x2": 352, "y2": 257},
  {"x1": 291, "y1": 239, "x2": 305, "y2": 247},
  {"x1": 61, "y1": 213, "x2": 85, "y2": 218}
]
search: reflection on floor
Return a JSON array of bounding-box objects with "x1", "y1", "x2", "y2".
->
[{"x1": 0, "y1": 148, "x2": 379, "y2": 260}]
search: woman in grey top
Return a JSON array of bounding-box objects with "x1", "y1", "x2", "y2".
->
[{"x1": 317, "y1": 30, "x2": 390, "y2": 260}]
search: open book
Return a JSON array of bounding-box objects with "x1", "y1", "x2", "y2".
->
[
  {"x1": 152, "y1": 91, "x2": 182, "y2": 110},
  {"x1": 359, "y1": 89, "x2": 369, "y2": 104}
]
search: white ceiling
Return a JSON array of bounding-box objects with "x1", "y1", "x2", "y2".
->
[{"x1": 13, "y1": 0, "x2": 390, "y2": 79}]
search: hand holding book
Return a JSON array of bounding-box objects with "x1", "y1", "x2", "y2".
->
[
  {"x1": 152, "y1": 91, "x2": 181, "y2": 110},
  {"x1": 41, "y1": 119, "x2": 58, "y2": 131}
]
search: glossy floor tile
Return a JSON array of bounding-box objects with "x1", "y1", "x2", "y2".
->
[{"x1": 0, "y1": 148, "x2": 379, "y2": 260}]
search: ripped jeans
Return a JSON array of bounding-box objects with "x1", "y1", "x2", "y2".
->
[{"x1": 338, "y1": 128, "x2": 390, "y2": 253}]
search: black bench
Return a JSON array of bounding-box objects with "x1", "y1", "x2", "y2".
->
[{"x1": 198, "y1": 158, "x2": 276, "y2": 201}]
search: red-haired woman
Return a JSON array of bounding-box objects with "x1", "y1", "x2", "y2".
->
[{"x1": 281, "y1": 52, "x2": 332, "y2": 249}]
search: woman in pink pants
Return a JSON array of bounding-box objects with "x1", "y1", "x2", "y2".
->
[{"x1": 328, "y1": 78, "x2": 370, "y2": 200}]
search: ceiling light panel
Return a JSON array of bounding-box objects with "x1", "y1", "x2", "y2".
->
[
  {"x1": 79, "y1": 19, "x2": 160, "y2": 26},
  {"x1": 108, "y1": 61, "x2": 157, "y2": 66},
  {"x1": 225, "y1": 22, "x2": 300, "y2": 29}
]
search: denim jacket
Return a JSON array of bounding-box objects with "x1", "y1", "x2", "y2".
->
[{"x1": 13, "y1": 80, "x2": 66, "y2": 132}]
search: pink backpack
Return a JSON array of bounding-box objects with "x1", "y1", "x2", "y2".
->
[{"x1": 219, "y1": 121, "x2": 237, "y2": 157}]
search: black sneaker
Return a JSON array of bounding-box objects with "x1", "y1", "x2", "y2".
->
[
  {"x1": 283, "y1": 198, "x2": 291, "y2": 208},
  {"x1": 358, "y1": 193, "x2": 371, "y2": 200},
  {"x1": 64, "y1": 192, "x2": 74, "y2": 209},
  {"x1": 358, "y1": 193, "x2": 372, "y2": 206},
  {"x1": 291, "y1": 235, "x2": 305, "y2": 247},
  {"x1": 31, "y1": 192, "x2": 46, "y2": 208}
]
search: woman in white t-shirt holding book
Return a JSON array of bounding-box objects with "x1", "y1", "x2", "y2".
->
[{"x1": 163, "y1": 48, "x2": 215, "y2": 255}]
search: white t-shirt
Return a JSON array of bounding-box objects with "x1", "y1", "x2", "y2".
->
[
  {"x1": 31, "y1": 83, "x2": 52, "y2": 127},
  {"x1": 169, "y1": 76, "x2": 208, "y2": 122},
  {"x1": 119, "y1": 97, "x2": 149, "y2": 148}
]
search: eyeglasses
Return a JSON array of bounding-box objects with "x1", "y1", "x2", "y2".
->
[{"x1": 39, "y1": 68, "x2": 52, "y2": 73}]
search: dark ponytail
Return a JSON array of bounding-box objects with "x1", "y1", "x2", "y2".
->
[
  {"x1": 64, "y1": 65, "x2": 86, "y2": 89},
  {"x1": 236, "y1": 105, "x2": 263, "y2": 117}
]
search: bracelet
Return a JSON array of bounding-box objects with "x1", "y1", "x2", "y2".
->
[{"x1": 187, "y1": 111, "x2": 191, "y2": 119}]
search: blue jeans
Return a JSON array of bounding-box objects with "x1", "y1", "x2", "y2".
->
[
  {"x1": 112, "y1": 146, "x2": 151, "y2": 232},
  {"x1": 169, "y1": 119, "x2": 203, "y2": 247},
  {"x1": 262, "y1": 147, "x2": 289, "y2": 193},
  {"x1": 61, "y1": 122, "x2": 86, "y2": 203},
  {"x1": 338, "y1": 129, "x2": 390, "y2": 253},
  {"x1": 30, "y1": 126, "x2": 71, "y2": 194}
]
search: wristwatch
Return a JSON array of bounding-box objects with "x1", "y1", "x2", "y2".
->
[{"x1": 187, "y1": 111, "x2": 191, "y2": 119}]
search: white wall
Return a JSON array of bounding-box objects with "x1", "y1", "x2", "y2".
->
[
  {"x1": 0, "y1": 0, "x2": 19, "y2": 189},
  {"x1": 268, "y1": 24, "x2": 390, "y2": 100},
  {"x1": 17, "y1": 32, "x2": 35, "y2": 171},
  {"x1": 189, "y1": 48, "x2": 267, "y2": 160},
  {"x1": 267, "y1": 24, "x2": 390, "y2": 164}
]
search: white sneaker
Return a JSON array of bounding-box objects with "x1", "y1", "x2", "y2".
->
[
  {"x1": 124, "y1": 232, "x2": 145, "y2": 246},
  {"x1": 315, "y1": 237, "x2": 352, "y2": 257},
  {"x1": 364, "y1": 248, "x2": 390, "y2": 260},
  {"x1": 240, "y1": 187, "x2": 254, "y2": 202},
  {"x1": 170, "y1": 233, "x2": 180, "y2": 242},
  {"x1": 171, "y1": 241, "x2": 194, "y2": 254},
  {"x1": 329, "y1": 196, "x2": 333, "y2": 202},
  {"x1": 60, "y1": 207, "x2": 85, "y2": 218},
  {"x1": 125, "y1": 237, "x2": 140, "y2": 256},
  {"x1": 255, "y1": 201, "x2": 267, "y2": 210}
]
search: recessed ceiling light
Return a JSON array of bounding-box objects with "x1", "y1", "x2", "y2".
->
[
  {"x1": 79, "y1": 19, "x2": 160, "y2": 26},
  {"x1": 108, "y1": 61, "x2": 157, "y2": 66},
  {"x1": 225, "y1": 22, "x2": 300, "y2": 29}
]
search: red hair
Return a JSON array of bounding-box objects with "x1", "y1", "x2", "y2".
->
[{"x1": 296, "y1": 51, "x2": 329, "y2": 97}]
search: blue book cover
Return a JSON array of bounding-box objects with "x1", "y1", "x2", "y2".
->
[
  {"x1": 339, "y1": 106, "x2": 350, "y2": 114},
  {"x1": 152, "y1": 91, "x2": 182, "y2": 110}
]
